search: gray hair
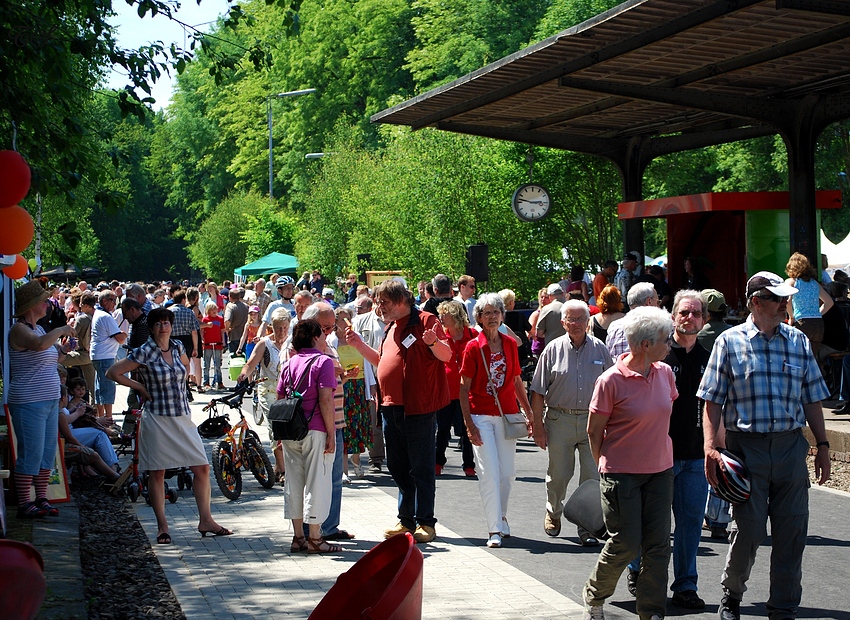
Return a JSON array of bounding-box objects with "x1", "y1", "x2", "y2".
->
[
  {"x1": 671, "y1": 289, "x2": 705, "y2": 316},
  {"x1": 622, "y1": 306, "x2": 673, "y2": 349},
  {"x1": 255, "y1": 278, "x2": 266, "y2": 286},
  {"x1": 473, "y1": 292, "x2": 505, "y2": 323},
  {"x1": 98, "y1": 289, "x2": 115, "y2": 303},
  {"x1": 293, "y1": 290, "x2": 313, "y2": 302},
  {"x1": 627, "y1": 282, "x2": 657, "y2": 307},
  {"x1": 125, "y1": 283, "x2": 146, "y2": 300},
  {"x1": 432, "y1": 273, "x2": 452, "y2": 296},
  {"x1": 302, "y1": 301, "x2": 335, "y2": 321},
  {"x1": 270, "y1": 308, "x2": 291, "y2": 326},
  {"x1": 560, "y1": 299, "x2": 590, "y2": 321}
]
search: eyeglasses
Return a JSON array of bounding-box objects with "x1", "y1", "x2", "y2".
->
[
  {"x1": 564, "y1": 316, "x2": 587, "y2": 324},
  {"x1": 755, "y1": 293, "x2": 787, "y2": 303},
  {"x1": 152, "y1": 321, "x2": 171, "y2": 328},
  {"x1": 320, "y1": 323, "x2": 335, "y2": 334},
  {"x1": 677, "y1": 309, "x2": 703, "y2": 318},
  {"x1": 480, "y1": 310, "x2": 500, "y2": 318},
  {"x1": 664, "y1": 333, "x2": 674, "y2": 345}
]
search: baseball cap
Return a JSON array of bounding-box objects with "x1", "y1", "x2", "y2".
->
[
  {"x1": 322, "y1": 288, "x2": 334, "y2": 296},
  {"x1": 745, "y1": 271, "x2": 798, "y2": 299},
  {"x1": 702, "y1": 289, "x2": 727, "y2": 313},
  {"x1": 624, "y1": 251, "x2": 641, "y2": 263},
  {"x1": 547, "y1": 283, "x2": 564, "y2": 296},
  {"x1": 249, "y1": 305, "x2": 260, "y2": 313}
]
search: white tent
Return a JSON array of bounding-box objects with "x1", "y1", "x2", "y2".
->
[{"x1": 822, "y1": 230, "x2": 850, "y2": 268}]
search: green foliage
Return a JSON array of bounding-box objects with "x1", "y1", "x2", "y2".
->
[
  {"x1": 405, "y1": 0, "x2": 549, "y2": 91},
  {"x1": 240, "y1": 202, "x2": 300, "y2": 261},
  {"x1": 187, "y1": 192, "x2": 265, "y2": 281},
  {"x1": 532, "y1": 0, "x2": 624, "y2": 41}
]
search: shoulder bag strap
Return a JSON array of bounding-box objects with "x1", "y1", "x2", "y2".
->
[{"x1": 478, "y1": 343, "x2": 505, "y2": 417}]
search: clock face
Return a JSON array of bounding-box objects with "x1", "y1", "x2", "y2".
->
[{"x1": 511, "y1": 184, "x2": 551, "y2": 222}]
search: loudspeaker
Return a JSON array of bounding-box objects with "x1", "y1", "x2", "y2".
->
[
  {"x1": 465, "y1": 244, "x2": 489, "y2": 282},
  {"x1": 356, "y1": 253, "x2": 371, "y2": 285}
]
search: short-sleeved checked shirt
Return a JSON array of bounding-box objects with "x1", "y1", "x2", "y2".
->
[
  {"x1": 170, "y1": 303, "x2": 200, "y2": 337},
  {"x1": 696, "y1": 316, "x2": 828, "y2": 433},
  {"x1": 128, "y1": 338, "x2": 191, "y2": 417},
  {"x1": 606, "y1": 319, "x2": 629, "y2": 358}
]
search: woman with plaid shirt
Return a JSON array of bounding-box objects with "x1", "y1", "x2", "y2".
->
[{"x1": 108, "y1": 307, "x2": 232, "y2": 545}]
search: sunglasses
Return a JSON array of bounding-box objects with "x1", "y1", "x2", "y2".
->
[{"x1": 755, "y1": 293, "x2": 787, "y2": 303}]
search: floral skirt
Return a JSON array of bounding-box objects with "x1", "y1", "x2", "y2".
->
[{"x1": 342, "y1": 378, "x2": 372, "y2": 454}]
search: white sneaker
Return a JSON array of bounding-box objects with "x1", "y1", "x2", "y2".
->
[
  {"x1": 582, "y1": 604, "x2": 604, "y2": 620},
  {"x1": 649, "y1": 616, "x2": 662, "y2": 620},
  {"x1": 486, "y1": 533, "x2": 502, "y2": 548},
  {"x1": 501, "y1": 517, "x2": 511, "y2": 538},
  {"x1": 342, "y1": 473, "x2": 351, "y2": 485}
]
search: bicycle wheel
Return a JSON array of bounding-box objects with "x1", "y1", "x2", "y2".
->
[
  {"x1": 246, "y1": 437, "x2": 275, "y2": 489},
  {"x1": 212, "y1": 441, "x2": 242, "y2": 500}
]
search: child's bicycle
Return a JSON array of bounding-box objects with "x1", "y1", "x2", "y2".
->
[{"x1": 199, "y1": 378, "x2": 275, "y2": 500}]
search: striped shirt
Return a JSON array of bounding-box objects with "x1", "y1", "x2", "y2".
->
[
  {"x1": 696, "y1": 316, "x2": 828, "y2": 433},
  {"x1": 8, "y1": 324, "x2": 61, "y2": 404},
  {"x1": 128, "y1": 338, "x2": 191, "y2": 417}
]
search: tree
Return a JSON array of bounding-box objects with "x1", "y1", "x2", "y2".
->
[{"x1": 187, "y1": 191, "x2": 265, "y2": 281}]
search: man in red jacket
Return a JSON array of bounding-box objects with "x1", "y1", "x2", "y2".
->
[{"x1": 346, "y1": 279, "x2": 451, "y2": 544}]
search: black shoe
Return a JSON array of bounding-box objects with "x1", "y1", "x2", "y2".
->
[
  {"x1": 671, "y1": 590, "x2": 705, "y2": 609},
  {"x1": 835, "y1": 401, "x2": 850, "y2": 414},
  {"x1": 710, "y1": 526, "x2": 729, "y2": 540},
  {"x1": 719, "y1": 594, "x2": 741, "y2": 620},
  {"x1": 627, "y1": 569, "x2": 638, "y2": 596}
]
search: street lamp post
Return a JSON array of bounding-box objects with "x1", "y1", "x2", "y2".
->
[{"x1": 267, "y1": 88, "x2": 317, "y2": 198}]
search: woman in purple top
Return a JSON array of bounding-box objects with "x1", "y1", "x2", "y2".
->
[{"x1": 276, "y1": 318, "x2": 340, "y2": 554}]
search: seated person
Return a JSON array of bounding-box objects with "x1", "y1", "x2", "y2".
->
[
  {"x1": 59, "y1": 387, "x2": 130, "y2": 492},
  {"x1": 65, "y1": 377, "x2": 122, "y2": 467}
]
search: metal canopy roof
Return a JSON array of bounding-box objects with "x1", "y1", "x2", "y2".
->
[{"x1": 372, "y1": 0, "x2": 850, "y2": 163}]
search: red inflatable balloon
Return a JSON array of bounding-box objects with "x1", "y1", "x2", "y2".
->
[
  {"x1": 0, "y1": 205, "x2": 35, "y2": 255},
  {"x1": 0, "y1": 151, "x2": 32, "y2": 209},
  {"x1": 2, "y1": 255, "x2": 28, "y2": 280}
]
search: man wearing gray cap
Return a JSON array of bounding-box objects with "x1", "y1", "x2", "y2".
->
[
  {"x1": 615, "y1": 251, "x2": 642, "y2": 307},
  {"x1": 535, "y1": 283, "x2": 567, "y2": 348},
  {"x1": 697, "y1": 289, "x2": 732, "y2": 351},
  {"x1": 698, "y1": 271, "x2": 831, "y2": 620}
]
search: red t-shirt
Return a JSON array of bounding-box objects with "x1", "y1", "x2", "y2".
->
[
  {"x1": 202, "y1": 315, "x2": 224, "y2": 345},
  {"x1": 445, "y1": 327, "x2": 476, "y2": 401},
  {"x1": 377, "y1": 312, "x2": 443, "y2": 407},
  {"x1": 459, "y1": 331, "x2": 521, "y2": 416}
]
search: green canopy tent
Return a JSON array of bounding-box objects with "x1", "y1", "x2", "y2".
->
[{"x1": 233, "y1": 252, "x2": 299, "y2": 278}]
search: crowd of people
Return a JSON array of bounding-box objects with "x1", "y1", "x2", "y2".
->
[{"x1": 5, "y1": 253, "x2": 839, "y2": 619}]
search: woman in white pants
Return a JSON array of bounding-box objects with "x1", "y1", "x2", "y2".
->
[{"x1": 459, "y1": 293, "x2": 532, "y2": 548}]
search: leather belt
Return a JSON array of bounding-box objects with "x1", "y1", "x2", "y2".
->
[{"x1": 549, "y1": 407, "x2": 589, "y2": 415}]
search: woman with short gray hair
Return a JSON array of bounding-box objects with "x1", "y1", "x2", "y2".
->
[
  {"x1": 459, "y1": 292, "x2": 532, "y2": 549},
  {"x1": 583, "y1": 306, "x2": 677, "y2": 619}
]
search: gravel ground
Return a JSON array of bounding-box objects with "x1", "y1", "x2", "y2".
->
[
  {"x1": 73, "y1": 478, "x2": 185, "y2": 619},
  {"x1": 69, "y1": 455, "x2": 849, "y2": 619}
]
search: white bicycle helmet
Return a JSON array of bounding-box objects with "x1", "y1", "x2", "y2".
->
[{"x1": 713, "y1": 448, "x2": 751, "y2": 505}]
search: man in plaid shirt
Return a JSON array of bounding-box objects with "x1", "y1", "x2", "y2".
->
[
  {"x1": 697, "y1": 271, "x2": 831, "y2": 620},
  {"x1": 169, "y1": 290, "x2": 200, "y2": 401}
]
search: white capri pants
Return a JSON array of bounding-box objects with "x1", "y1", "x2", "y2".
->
[
  {"x1": 470, "y1": 414, "x2": 517, "y2": 535},
  {"x1": 282, "y1": 430, "x2": 334, "y2": 524}
]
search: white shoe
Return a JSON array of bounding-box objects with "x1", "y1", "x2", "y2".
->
[
  {"x1": 649, "y1": 615, "x2": 662, "y2": 620},
  {"x1": 582, "y1": 604, "x2": 604, "y2": 620},
  {"x1": 501, "y1": 517, "x2": 511, "y2": 538},
  {"x1": 342, "y1": 473, "x2": 351, "y2": 485},
  {"x1": 486, "y1": 533, "x2": 502, "y2": 548}
]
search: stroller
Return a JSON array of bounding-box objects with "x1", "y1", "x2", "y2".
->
[{"x1": 120, "y1": 409, "x2": 193, "y2": 504}]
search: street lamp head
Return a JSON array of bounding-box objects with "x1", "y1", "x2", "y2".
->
[
  {"x1": 274, "y1": 88, "x2": 317, "y2": 98},
  {"x1": 305, "y1": 153, "x2": 325, "y2": 159}
]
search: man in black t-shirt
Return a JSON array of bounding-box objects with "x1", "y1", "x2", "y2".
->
[{"x1": 422, "y1": 273, "x2": 454, "y2": 316}]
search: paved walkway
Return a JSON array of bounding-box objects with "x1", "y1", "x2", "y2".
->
[{"x1": 117, "y1": 372, "x2": 585, "y2": 619}]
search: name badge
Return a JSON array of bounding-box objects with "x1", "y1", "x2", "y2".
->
[
  {"x1": 593, "y1": 360, "x2": 604, "y2": 365},
  {"x1": 402, "y1": 334, "x2": 417, "y2": 349}
]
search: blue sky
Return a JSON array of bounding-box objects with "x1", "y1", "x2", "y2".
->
[{"x1": 106, "y1": 0, "x2": 231, "y2": 110}]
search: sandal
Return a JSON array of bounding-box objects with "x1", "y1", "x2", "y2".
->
[
  {"x1": 290, "y1": 535, "x2": 308, "y2": 553},
  {"x1": 198, "y1": 526, "x2": 234, "y2": 537},
  {"x1": 106, "y1": 467, "x2": 133, "y2": 495},
  {"x1": 157, "y1": 532, "x2": 172, "y2": 545},
  {"x1": 307, "y1": 537, "x2": 344, "y2": 554},
  {"x1": 34, "y1": 497, "x2": 59, "y2": 517}
]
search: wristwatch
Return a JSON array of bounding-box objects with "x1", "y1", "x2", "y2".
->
[{"x1": 816, "y1": 441, "x2": 830, "y2": 449}]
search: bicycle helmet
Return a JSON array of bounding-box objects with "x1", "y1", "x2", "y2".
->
[
  {"x1": 276, "y1": 276, "x2": 295, "y2": 287},
  {"x1": 713, "y1": 448, "x2": 751, "y2": 505},
  {"x1": 198, "y1": 415, "x2": 231, "y2": 439}
]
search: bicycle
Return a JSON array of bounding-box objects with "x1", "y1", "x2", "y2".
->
[{"x1": 201, "y1": 378, "x2": 275, "y2": 500}]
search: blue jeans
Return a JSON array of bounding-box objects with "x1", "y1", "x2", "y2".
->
[
  {"x1": 203, "y1": 348, "x2": 222, "y2": 385},
  {"x1": 321, "y1": 428, "x2": 344, "y2": 536},
  {"x1": 628, "y1": 459, "x2": 707, "y2": 593},
  {"x1": 9, "y1": 399, "x2": 60, "y2": 474},
  {"x1": 92, "y1": 358, "x2": 117, "y2": 405},
  {"x1": 382, "y1": 406, "x2": 437, "y2": 529}
]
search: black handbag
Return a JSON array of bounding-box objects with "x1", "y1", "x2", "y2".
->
[{"x1": 268, "y1": 355, "x2": 321, "y2": 441}]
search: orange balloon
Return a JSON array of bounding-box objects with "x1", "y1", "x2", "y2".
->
[
  {"x1": 0, "y1": 151, "x2": 31, "y2": 208},
  {"x1": 2, "y1": 255, "x2": 29, "y2": 280},
  {"x1": 0, "y1": 205, "x2": 35, "y2": 255}
]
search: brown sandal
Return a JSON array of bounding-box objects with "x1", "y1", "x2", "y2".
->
[
  {"x1": 290, "y1": 535, "x2": 308, "y2": 553},
  {"x1": 307, "y1": 537, "x2": 344, "y2": 554}
]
